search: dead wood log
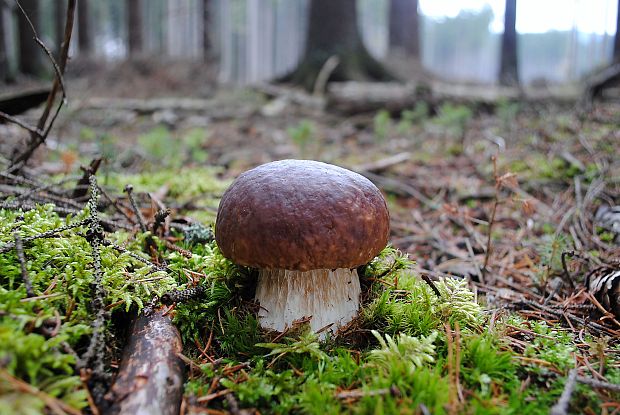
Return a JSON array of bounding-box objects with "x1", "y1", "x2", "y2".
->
[
  {"x1": 579, "y1": 62, "x2": 620, "y2": 112},
  {"x1": 326, "y1": 80, "x2": 579, "y2": 114},
  {"x1": 104, "y1": 310, "x2": 184, "y2": 415},
  {"x1": 327, "y1": 81, "x2": 418, "y2": 114},
  {"x1": 0, "y1": 88, "x2": 51, "y2": 117}
]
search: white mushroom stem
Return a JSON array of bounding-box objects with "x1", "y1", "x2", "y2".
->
[{"x1": 255, "y1": 268, "x2": 361, "y2": 335}]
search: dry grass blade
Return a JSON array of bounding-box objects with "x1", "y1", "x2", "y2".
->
[{"x1": 0, "y1": 369, "x2": 82, "y2": 415}]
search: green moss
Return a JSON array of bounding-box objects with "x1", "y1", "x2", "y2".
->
[{"x1": 104, "y1": 166, "x2": 229, "y2": 222}]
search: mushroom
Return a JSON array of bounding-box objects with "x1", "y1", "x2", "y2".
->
[{"x1": 215, "y1": 159, "x2": 389, "y2": 334}]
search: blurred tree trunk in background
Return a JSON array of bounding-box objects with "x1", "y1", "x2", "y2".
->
[
  {"x1": 18, "y1": 0, "x2": 44, "y2": 76},
  {"x1": 54, "y1": 0, "x2": 65, "y2": 58},
  {"x1": 0, "y1": 2, "x2": 8, "y2": 83},
  {"x1": 284, "y1": 0, "x2": 394, "y2": 91},
  {"x1": 202, "y1": 0, "x2": 210, "y2": 60},
  {"x1": 127, "y1": 0, "x2": 143, "y2": 56},
  {"x1": 614, "y1": 0, "x2": 620, "y2": 62},
  {"x1": 499, "y1": 0, "x2": 518, "y2": 85},
  {"x1": 77, "y1": 0, "x2": 92, "y2": 55},
  {"x1": 389, "y1": 0, "x2": 419, "y2": 59}
]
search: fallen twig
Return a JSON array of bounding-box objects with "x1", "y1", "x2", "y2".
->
[
  {"x1": 576, "y1": 376, "x2": 620, "y2": 392},
  {"x1": 124, "y1": 184, "x2": 147, "y2": 232},
  {"x1": 550, "y1": 369, "x2": 578, "y2": 415},
  {"x1": 104, "y1": 309, "x2": 184, "y2": 415}
]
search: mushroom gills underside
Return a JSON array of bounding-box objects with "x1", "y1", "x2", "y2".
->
[{"x1": 255, "y1": 267, "x2": 362, "y2": 334}]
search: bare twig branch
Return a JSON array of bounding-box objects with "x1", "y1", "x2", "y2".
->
[
  {"x1": 576, "y1": 376, "x2": 620, "y2": 392},
  {"x1": 550, "y1": 369, "x2": 578, "y2": 415},
  {"x1": 11, "y1": 0, "x2": 76, "y2": 167},
  {"x1": 0, "y1": 110, "x2": 44, "y2": 136},
  {"x1": 481, "y1": 155, "x2": 500, "y2": 282},
  {"x1": 124, "y1": 184, "x2": 147, "y2": 232}
]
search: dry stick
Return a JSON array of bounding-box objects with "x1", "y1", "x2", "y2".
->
[
  {"x1": 0, "y1": 184, "x2": 84, "y2": 211},
  {"x1": 152, "y1": 208, "x2": 171, "y2": 235},
  {"x1": 224, "y1": 393, "x2": 242, "y2": 415},
  {"x1": 96, "y1": 185, "x2": 135, "y2": 225},
  {"x1": 576, "y1": 376, "x2": 620, "y2": 392},
  {"x1": 0, "y1": 368, "x2": 82, "y2": 415},
  {"x1": 524, "y1": 300, "x2": 615, "y2": 336},
  {"x1": 10, "y1": 0, "x2": 76, "y2": 167},
  {"x1": 12, "y1": 174, "x2": 82, "y2": 202},
  {"x1": 0, "y1": 111, "x2": 44, "y2": 136},
  {"x1": 360, "y1": 170, "x2": 440, "y2": 210},
  {"x1": 163, "y1": 239, "x2": 193, "y2": 258},
  {"x1": 560, "y1": 251, "x2": 578, "y2": 289},
  {"x1": 550, "y1": 369, "x2": 578, "y2": 415},
  {"x1": 481, "y1": 155, "x2": 500, "y2": 283},
  {"x1": 313, "y1": 55, "x2": 340, "y2": 96},
  {"x1": 13, "y1": 232, "x2": 34, "y2": 297},
  {"x1": 420, "y1": 274, "x2": 442, "y2": 297},
  {"x1": 104, "y1": 309, "x2": 184, "y2": 415},
  {"x1": 73, "y1": 158, "x2": 102, "y2": 199},
  {"x1": 124, "y1": 185, "x2": 147, "y2": 232}
]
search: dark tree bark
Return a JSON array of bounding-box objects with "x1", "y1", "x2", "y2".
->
[
  {"x1": 388, "y1": 0, "x2": 420, "y2": 59},
  {"x1": 77, "y1": 0, "x2": 92, "y2": 55},
  {"x1": 499, "y1": 0, "x2": 518, "y2": 86},
  {"x1": 127, "y1": 0, "x2": 143, "y2": 56},
  {"x1": 285, "y1": 0, "x2": 394, "y2": 91},
  {"x1": 0, "y1": 2, "x2": 9, "y2": 83},
  {"x1": 17, "y1": 0, "x2": 44, "y2": 76},
  {"x1": 202, "y1": 0, "x2": 210, "y2": 61},
  {"x1": 614, "y1": 0, "x2": 620, "y2": 62},
  {"x1": 54, "y1": 0, "x2": 66, "y2": 58}
]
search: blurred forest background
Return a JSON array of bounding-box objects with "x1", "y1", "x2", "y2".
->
[{"x1": 0, "y1": 0, "x2": 618, "y2": 88}]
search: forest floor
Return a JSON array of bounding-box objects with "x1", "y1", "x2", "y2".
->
[{"x1": 0, "y1": 65, "x2": 619, "y2": 414}]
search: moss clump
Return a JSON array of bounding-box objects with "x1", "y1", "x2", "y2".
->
[{"x1": 0, "y1": 201, "x2": 236, "y2": 413}]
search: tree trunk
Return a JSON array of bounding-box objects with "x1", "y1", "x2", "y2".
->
[
  {"x1": 77, "y1": 0, "x2": 92, "y2": 55},
  {"x1": 285, "y1": 0, "x2": 395, "y2": 91},
  {"x1": 127, "y1": 0, "x2": 143, "y2": 57},
  {"x1": 54, "y1": 0, "x2": 65, "y2": 58},
  {"x1": 388, "y1": 0, "x2": 419, "y2": 59},
  {"x1": 17, "y1": 0, "x2": 44, "y2": 76},
  {"x1": 499, "y1": 0, "x2": 518, "y2": 86},
  {"x1": 202, "y1": 0, "x2": 210, "y2": 61},
  {"x1": 614, "y1": 0, "x2": 620, "y2": 62},
  {"x1": 0, "y1": 3, "x2": 8, "y2": 83}
]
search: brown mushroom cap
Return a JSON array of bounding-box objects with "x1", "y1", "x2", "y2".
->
[{"x1": 215, "y1": 160, "x2": 389, "y2": 271}]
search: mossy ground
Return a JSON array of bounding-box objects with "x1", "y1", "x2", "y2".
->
[
  {"x1": 1, "y1": 195, "x2": 618, "y2": 414},
  {"x1": 1, "y1": 97, "x2": 619, "y2": 414}
]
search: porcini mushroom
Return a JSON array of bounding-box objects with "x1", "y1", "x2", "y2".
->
[{"x1": 215, "y1": 160, "x2": 389, "y2": 334}]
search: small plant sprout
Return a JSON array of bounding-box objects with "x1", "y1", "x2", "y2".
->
[
  {"x1": 368, "y1": 330, "x2": 438, "y2": 374},
  {"x1": 287, "y1": 120, "x2": 315, "y2": 154},
  {"x1": 215, "y1": 160, "x2": 390, "y2": 335},
  {"x1": 374, "y1": 109, "x2": 392, "y2": 141}
]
